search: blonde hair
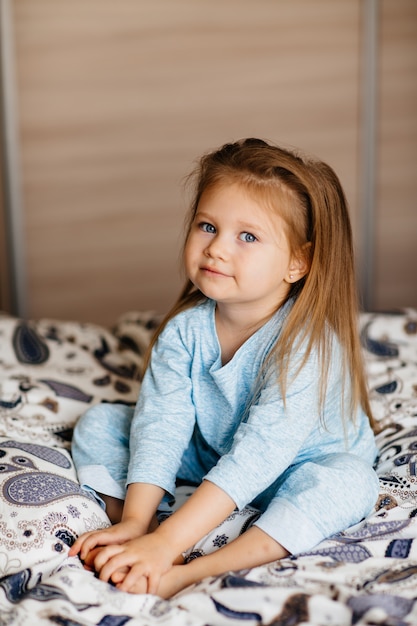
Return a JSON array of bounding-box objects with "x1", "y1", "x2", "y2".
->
[{"x1": 145, "y1": 138, "x2": 374, "y2": 429}]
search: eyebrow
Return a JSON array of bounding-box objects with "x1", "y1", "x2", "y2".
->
[{"x1": 195, "y1": 211, "x2": 267, "y2": 235}]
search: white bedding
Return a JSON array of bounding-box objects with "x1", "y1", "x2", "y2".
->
[{"x1": 0, "y1": 308, "x2": 416, "y2": 625}]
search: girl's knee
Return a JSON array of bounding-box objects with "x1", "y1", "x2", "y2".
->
[
  {"x1": 72, "y1": 404, "x2": 132, "y2": 490},
  {"x1": 319, "y1": 453, "x2": 380, "y2": 516},
  {"x1": 74, "y1": 403, "x2": 134, "y2": 438},
  {"x1": 276, "y1": 453, "x2": 379, "y2": 526},
  {"x1": 73, "y1": 404, "x2": 102, "y2": 436},
  {"x1": 72, "y1": 403, "x2": 134, "y2": 468}
]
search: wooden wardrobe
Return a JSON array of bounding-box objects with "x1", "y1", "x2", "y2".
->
[{"x1": 1, "y1": 0, "x2": 416, "y2": 325}]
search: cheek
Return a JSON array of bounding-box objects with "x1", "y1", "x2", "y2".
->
[
  {"x1": 183, "y1": 248, "x2": 191, "y2": 273},
  {"x1": 239, "y1": 259, "x2": 266, "y2": 284},
  {"x1": 183, "y1": 241, "x2": 198, "y2": 271},
  {"x1": 247, "y1": 252, "x2": 287, "y2": 284}
]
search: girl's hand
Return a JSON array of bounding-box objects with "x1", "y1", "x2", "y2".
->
[
  {"x1": 92, "y1": 531, "x2": 175, "y2": 595},
  {"x1": 68, "y1": 518, "x2": 146, "y2": 563}
]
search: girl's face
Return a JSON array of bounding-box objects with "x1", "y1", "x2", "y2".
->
[{"x1": 184, "y1": 182, "x2": 298, "y2": 317}]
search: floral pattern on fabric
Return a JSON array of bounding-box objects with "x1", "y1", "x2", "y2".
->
[{"x1": 0, "y1": 308, "x2": 416, "y2": 625}]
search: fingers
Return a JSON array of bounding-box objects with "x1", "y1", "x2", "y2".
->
[
  {"x1": 81, "y1": 546, "x2": 130, "y2": 583},
  {"x1": 70, "y1": 528, "x2": 121, "y2": 561},
  {"x1": 68, "y1": 531, "x2": 93, "y2": 557},
  {"x1": 82, "y1": 546, "x2": 103, "y2": 571},
  {"x1": 71, "y1": 530, "x2": 171, "y2": 596},
  {"x1": 78, "y1": 534, "x2": 105, "y2": 561},
  {"x1": 69, "y1": 519, "x2": 141, "y2": 559},
  {"x1": 116, "y1": 574, "x2": 148, "y2": 594},
  {"x1": 93, "y1": 545, "x2": 126, "y2": 578},
  {"x1": 110, "y1": 568, "x2": 129, "y2": 584},
  {"x1": 146, "y1": 571, "x2": 160, "y2": 596},
  {"x1": 95, "y1": 548, "x2": 160, "y2": 594},
  {"x1": 116, "y1": 564, "x2": 160, "y2": 595},
  {"x1": 76, "y1": 541, "x2": 136, "y2": 584},
  {"x1": 68, "y1": 533, "x2": 94, "y2": 559},
  {"x1": 110, "y1": 567, "x2": 149, "y2": 595},
  {"x1": 82, "y1": 546, "x2": 164, "y2": 596}
]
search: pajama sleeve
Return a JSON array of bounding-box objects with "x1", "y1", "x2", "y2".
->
[{"x1": 127, "y1": 322, "x2": 196, "y2": 496}]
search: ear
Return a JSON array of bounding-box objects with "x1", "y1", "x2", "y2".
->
[{"x1": 285, "y1": 244, "x2": 311, "y2": 284}]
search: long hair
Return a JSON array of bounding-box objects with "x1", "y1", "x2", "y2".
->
[{"x1": 144, "y1": 138, "x2": 374, "y2": 428}]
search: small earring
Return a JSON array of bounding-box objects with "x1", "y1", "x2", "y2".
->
[{"x1": 289, "y1": 274, "x2": 294, "y2": 280}]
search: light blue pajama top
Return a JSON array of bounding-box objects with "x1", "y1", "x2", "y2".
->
[{"x1": 128, "y1": 298, "x2": 378, "y2": 512}]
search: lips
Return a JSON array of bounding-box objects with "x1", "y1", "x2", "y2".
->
[{"x1": 201, "y1": 265, "x2": 229, "y2": 278}]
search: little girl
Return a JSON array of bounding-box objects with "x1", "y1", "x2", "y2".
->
[{"x1": 69, "y1": 138, "x2": 379, "y2": 598}]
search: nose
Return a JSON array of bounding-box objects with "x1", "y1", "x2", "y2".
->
[{"x1": 204, "y1": 234, "x2": 228, "y2": 260}]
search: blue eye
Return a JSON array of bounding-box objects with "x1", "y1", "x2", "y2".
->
[
  {"x1": 200, "y1": 222, "x2": 216, "y2": 234},
  {"x1": 239, "y1": 232, "x2": 257, "y2": 243}
]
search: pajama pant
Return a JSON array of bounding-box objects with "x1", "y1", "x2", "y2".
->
[{"x1": 72, "y1": 403, "x2": 379, "y2": 555}]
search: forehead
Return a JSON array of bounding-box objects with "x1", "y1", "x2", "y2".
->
[
  {"x1": 196, "y1": 182, "x2": 288, "y2": 231},
  {"x1": 199, "y1": 182, "x2": 260, "y2": 212}
]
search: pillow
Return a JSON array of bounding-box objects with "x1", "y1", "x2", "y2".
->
[
  {"x1": 361, "y1": 310, "x2": 417, "y2": 512},
  {"x1": 374, "y1": 424, "x2": 417, "y2": 511},
  {"x1": 0, "y1": 437, "x2": 109, "y2": 578},
  {"x1": 0, "y1": 313, "x2": 154, "y2": 448}
]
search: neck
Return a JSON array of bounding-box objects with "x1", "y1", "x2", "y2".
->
[{"x1": 214, "y1": 302, "x2": 277, "y2": 365}]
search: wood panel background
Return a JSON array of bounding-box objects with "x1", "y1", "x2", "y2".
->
[
  {"x1": 0, "y1": 154, "x2": 11, "y2": 311},
  {"x1": 375, "y1": 0, "x2": 417, "y2": 310},
  {"x1": 3, "y1": 0, "x2": 417, "y2": 325}
]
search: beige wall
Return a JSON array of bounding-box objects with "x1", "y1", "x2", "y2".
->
[
  {"x1": 375, "y1": 0, "x2": 417, "y2": 309},
  {"x1": 3, "y1": 0, "x2": 417, "y2": 325},
  {"x1": 0, "y1": 153, "x2": 11, "y2": 311}
]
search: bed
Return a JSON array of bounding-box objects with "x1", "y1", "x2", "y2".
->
[{"x1": 0, "y1": 306, "x2": 416, "y2": 625}]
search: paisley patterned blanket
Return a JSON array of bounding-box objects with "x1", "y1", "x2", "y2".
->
[{"x1": 0, "y1": 308, "x2": 416, "y2": 625}]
